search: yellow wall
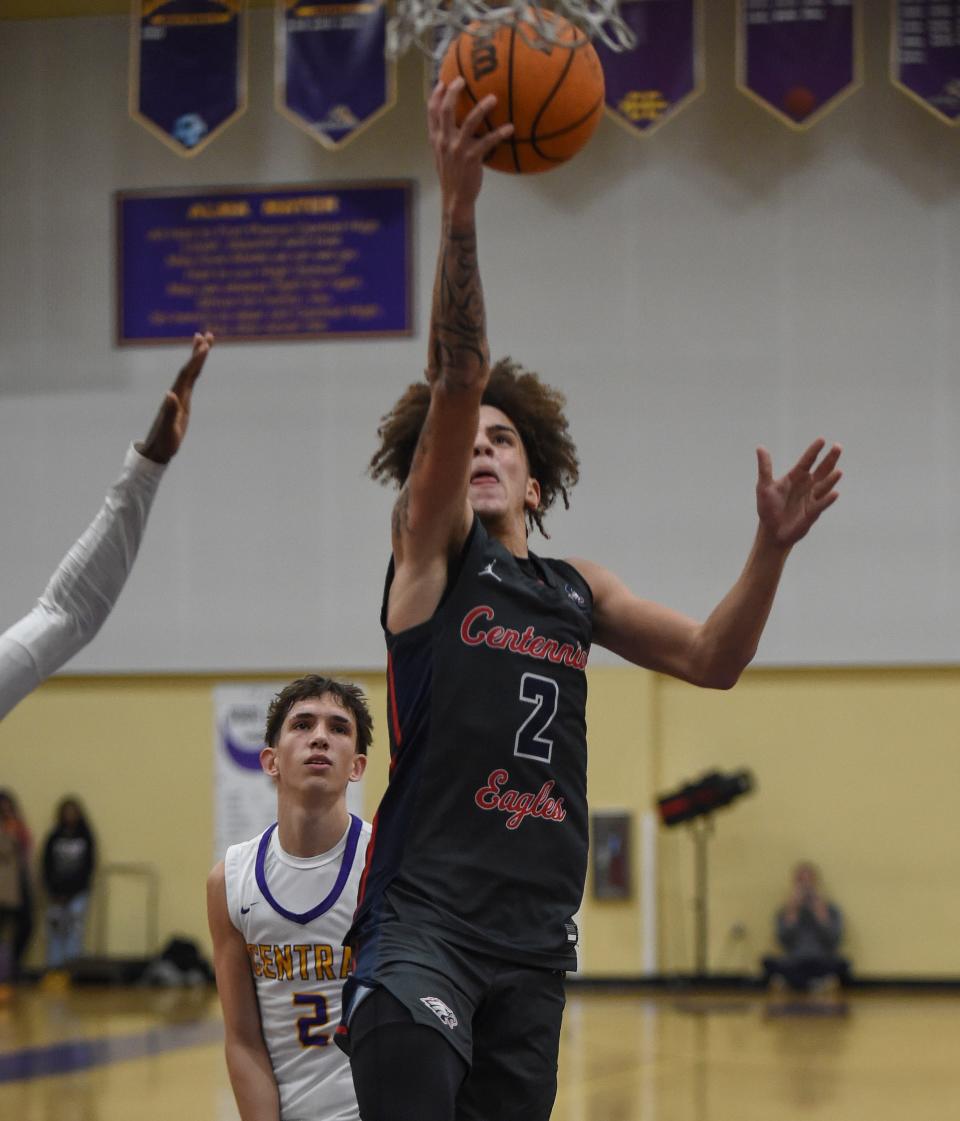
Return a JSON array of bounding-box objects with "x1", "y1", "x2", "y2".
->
[
  {"x1": 579, "y1": 667, "x2": 658, "y2": 976},
  {"x1": 654, "y1": 667, "x2": 960, "y2": 979},
  {"x1": 2, "y1": 665, "x2": 957, "y2": 978}
]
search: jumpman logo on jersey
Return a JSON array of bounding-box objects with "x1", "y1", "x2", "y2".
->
[{"x1": 479, "y1": 560, "x2": 502, "y2": 582}]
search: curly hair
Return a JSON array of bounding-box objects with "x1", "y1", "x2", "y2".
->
[
  {"x1": 369, "y1": 358, "x2": 580, "y2": 536},
  {"x1": 265, "y1": 675, "x2": 373, "y2": 755}
]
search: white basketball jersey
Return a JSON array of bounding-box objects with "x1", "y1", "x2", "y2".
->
[{"x1": 225, "y1": 815, "x2": 371, "y2": 1121}]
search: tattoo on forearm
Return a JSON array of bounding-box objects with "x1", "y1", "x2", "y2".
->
[{"x1": 429, "y1": 225, "x2": 487, "y2": 386}]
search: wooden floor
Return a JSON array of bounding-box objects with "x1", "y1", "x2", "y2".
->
[{"x1": 1, "y1": 985, "x2": 958, "y2": 1120}]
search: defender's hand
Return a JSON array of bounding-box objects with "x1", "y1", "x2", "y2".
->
[{"x1": 138, "y1": 332, "x2": 213, "y2": 464}]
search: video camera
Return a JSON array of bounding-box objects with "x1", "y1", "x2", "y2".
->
[{"x1": 656, "y1": 769, "x2": 755, "y2": 827}]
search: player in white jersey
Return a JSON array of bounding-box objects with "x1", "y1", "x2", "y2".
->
[{"x1": 207, "y1": 675, "x2": 373, "y2": 1121}]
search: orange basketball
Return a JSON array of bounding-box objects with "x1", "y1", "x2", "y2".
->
[{"x1": 438, "y1": 12, "x2": 605, "y2": 174}]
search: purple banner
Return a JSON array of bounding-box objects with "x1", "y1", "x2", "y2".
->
[
  {"x1": 116, "y1": 182, "x2": 413, "y2": 344},
  {"x1": 130, "y1": 0, "x2": 246, "y2": 156},
  {"x1": 893, "y1": 1, "x2": 960, "y2": 123},
  {"x1": 277, "y1": 0, "x2": 395, "y2": 148},
  {"x1": 738, "y1": 0, "x2": 860, "y2": 129},
  {"x1": 597, "y1": 0, "x2": 702, "y2": 136}
]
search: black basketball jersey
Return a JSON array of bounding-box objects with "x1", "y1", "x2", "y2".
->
[{"x1": 349, "y1": 516, "x2": 593, "y2": 972}]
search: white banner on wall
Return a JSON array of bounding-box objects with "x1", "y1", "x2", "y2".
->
[{"x1": 212, "y1": 682, "x2": 364, "y2": 863}]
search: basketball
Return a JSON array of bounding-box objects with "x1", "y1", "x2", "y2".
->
[{"x1": 438, "y1": 12, "x2": 605, "y2": 174}]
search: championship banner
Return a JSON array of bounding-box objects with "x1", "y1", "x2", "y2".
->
[
  {"x1": 213, "y1": 684, "x2": 364, "y2": 862},
  {"x1": 598, "y1": 0, "x2": 703, "y2": 138},
  {"x1": 129, "y1": 0, "x2": 247, "y2": 157},
  {"x1": 737, "y1": 0, "x2": 861, "y2": 130},
  {"x1": 276, "y1": 0, "x2": 396, "y2": 149},
  {"x1": 892, "y1": 0, "x2": 960, "y2": 125}
]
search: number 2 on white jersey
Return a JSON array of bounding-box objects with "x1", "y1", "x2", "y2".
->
[
  {"x1": 514, "y1": 673, "x2": 559, "y2": 763},
  {"x1": 293, "y1": 993, "x2": 330, "y2": 1047}
]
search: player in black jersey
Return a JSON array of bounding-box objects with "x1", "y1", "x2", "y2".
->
[{"x1": 340, "y1": 78, "x2": 843, "y2": 1121}]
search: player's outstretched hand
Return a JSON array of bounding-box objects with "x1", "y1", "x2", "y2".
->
[
  {"x1": 138, "y1": 332, "x2": 214, "y2": 465},
  {"x1": 756, "y1": 438, "x2": 842, "y2": 548},
  {"x1": 428, "y1": 78, "x2": 513, "y2": 220}
]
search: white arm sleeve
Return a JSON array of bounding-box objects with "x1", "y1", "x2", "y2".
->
[{"x1": 0, "y1": 444, "x2": 166, "y2": 720}]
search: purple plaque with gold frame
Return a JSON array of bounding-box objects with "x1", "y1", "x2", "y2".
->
[{"x1": 116, "y1": 181, "x2": 413, "y2": 344}]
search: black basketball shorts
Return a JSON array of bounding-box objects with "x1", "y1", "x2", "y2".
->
[{"x1": 339, "y1": 931, "x2": 566, "y2": 1121}]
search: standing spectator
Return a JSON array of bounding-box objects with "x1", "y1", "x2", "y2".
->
[
  {"x1": 0, "y1": 802, "x2": 23, "y2": 997},
  {"x1": 0, "y1": 790, "x2": 34, "y2": 979},
  {"x1": 763, "y1": 861, "x2": 850, "y2": 992},
  {"x1": 42, "y1": 798, "x2": 96, "y2": 970}
]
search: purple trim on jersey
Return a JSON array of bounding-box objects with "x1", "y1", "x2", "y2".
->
[{"x1": 255, "y1": 813, "x2": 363, "y2": 925}]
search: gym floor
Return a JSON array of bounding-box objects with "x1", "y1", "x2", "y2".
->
[{"x1": 1, "y1": 985, "x2": 957, "y2": 1120}]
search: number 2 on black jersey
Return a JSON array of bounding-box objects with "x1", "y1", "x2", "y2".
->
[{"x1": 514, "y1": 673, "x2": 559, "y2": 763}]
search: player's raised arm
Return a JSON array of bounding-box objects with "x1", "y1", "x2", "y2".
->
[
  {"x1": 0, "y1": 333, "x2": 213, "y2": 721},
  {"x1": 572, "y1": 440, "x2": 843, "y2": 688},
  {"x1": 393, "y1": 82, "x2": 513, "y2": 573},
  {"x1": 207, "y1": 862, "x2": 281, "y2": 1121}
]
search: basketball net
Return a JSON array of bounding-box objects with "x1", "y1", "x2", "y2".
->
[{"x1": 388, "y1": 0, "x2": 636, "y2": 59}]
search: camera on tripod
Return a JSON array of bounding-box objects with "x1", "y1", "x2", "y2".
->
[
  {"x1": 654, "y1": 767, "x2": 756, "y2": 977},
  {"x1": 656, "y1": 769, "x2": 755, "y2": 827}
]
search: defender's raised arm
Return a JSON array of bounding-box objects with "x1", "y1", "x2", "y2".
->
[{"x1": 0, "y1": 333, "x2": 213, "y2": 720}]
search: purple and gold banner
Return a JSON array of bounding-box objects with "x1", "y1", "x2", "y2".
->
[
  {"x1": 892, "y1": 1, "x2": 960, "y2": 124},
  {"x1": 276, "y1": 0, "x2": 396, "y2": 148},
  {"x1": 129, "y1": 0, "x2": 247, "y2": 157},
  {"x1": 737, "y1": 0, "x2": 861, "y2": 130},
  {"x1": 598, "y1": 0, "x2": 702, "y2": 137},
  {"x1": 116, "y1": 182, "x2": 413, "y2": 344}
]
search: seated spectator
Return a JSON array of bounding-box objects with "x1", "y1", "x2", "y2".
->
[
  {"x1": 762, "y1": 861, "x2": 851, "y2": 992},
  {"x1": 42, "y1": 798, "x2": 96, "y2": 970}
]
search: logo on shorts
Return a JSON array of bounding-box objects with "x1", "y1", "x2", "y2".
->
[{"x1": 420, "y1": 996, "x2": 458, "y2": 1029}]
